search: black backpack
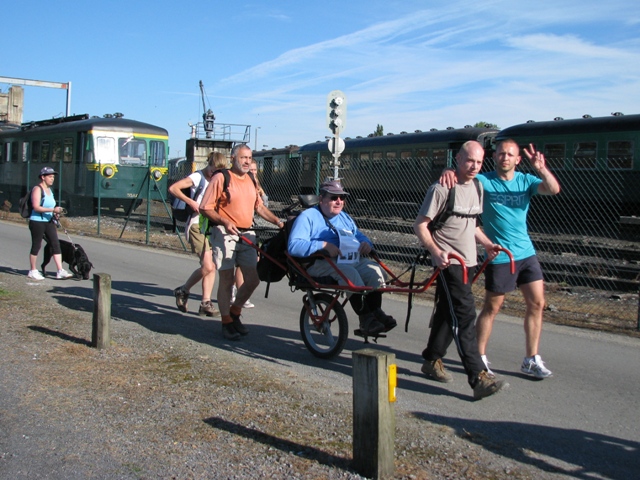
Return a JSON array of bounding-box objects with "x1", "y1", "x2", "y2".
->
[
  {"x1": 256, "y1": 194, "x2": 319, "y2": 286},
  {"x1": 428, "y1": 178, "x2": 482, "y2": 232},
  {"x1": 171, "y1": 171, "x2": 207, "y2": 223},
  {"x1": 19, "y1": 186, "x2": 44, "y2": 219}
]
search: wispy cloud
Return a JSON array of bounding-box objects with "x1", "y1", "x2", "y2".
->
[{"x1": 505, "y1": 34, "x2": 631, "y2": 58}]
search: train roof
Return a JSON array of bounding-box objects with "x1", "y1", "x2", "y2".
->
[
  {"x1": 496, "y1": 113, "x2": 640, "y2": 140},
  {"x1": 0, "y1": 114, "x2": 168, "y2": 138},
  {"x1": 298, "y1": 127, "x2": 498, "y2": 152},
  {"x1": 253, "y1": 145, "x2": 299, "y2": 156}
]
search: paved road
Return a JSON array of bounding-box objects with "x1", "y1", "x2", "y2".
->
[{"x1": 2, "y1": 220, "x2": 639, "y2": 479}]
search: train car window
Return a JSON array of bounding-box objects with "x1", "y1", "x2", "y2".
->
[
  {"x1": 372, "y1": 151, "x2": 383, "y2": 171},
  {"x1": 386, "y1": 151, "x2": 397, "y2": 169},
  {"x1": 22, "y1": 142, "x2": 29, "y2": 163},
  {"x1": 573, "y1": 142, "x2": 597, "y2": 169},
  {"x1": 401, "y1": 151, "x2": 412, "y2": 159},
  {"x1": 607, "y1": 141, "x2": 633, "y2": 169},
  {"x1": 149, "y1": 140, "x2": 166, "y2": 166},
  {"x1": 52, "y1": 139, "x2": 62, "y2": 163},
  {"x1": 274, "y1": 158, "x2": 280, "y2": 172},
  {"x1": 302, "y1": 155, "x2": 310, "y2": 171},
  {"x1": 31, "y1": 141, "x2": 40, "y2": 162},
  {"x1": 11, "y1": 141, "x2": 18, "y2": 162},
  {"x1": 433, "y1": 149, "x2": 447, "y2": 170},
  {"x1": 84, "y1": 136, "x2": 95, "y2": 163},
  {"x1": 414, "y1": 149, "x2": 428, "y2": 172},
  {"x1": 95, "y1": 137, "x2": 116, "y2": 164},
  {"x1": 41, "y1": 141, "x2": 51, "y2": 163},
  {"x1": 63, "y1": 138, "x2": 73, "y2": 163},
  {"x1": 360, "y1": 152, "x2": 370, "y2": 170},
  {"x1": 0, "y1": 142, "x2": 6, "y2": 163},
  {"x1": 543, "y1": 144, "x2": 565, "y2": 170},
  {"x1": 342, "y1": 155, "x2": 351, "y2": 170},
  {"x1": 118, "y1": 137, "x2": 146, "y2": 165}
]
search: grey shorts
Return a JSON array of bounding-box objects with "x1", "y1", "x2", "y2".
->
[
  {"x1": 484, "y1": 255, "x2": 543, "y2": 293},
  {"x1": 209, "y1": 225, "x2": 257, "y2": 271}
]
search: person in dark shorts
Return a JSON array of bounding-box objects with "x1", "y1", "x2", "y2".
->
[
  {"x1": 440, "y1": 139, "x2": 560, "y2": 378},
  {"x1": 414, "y1": 141, "x2": 506, "y2": 400}
]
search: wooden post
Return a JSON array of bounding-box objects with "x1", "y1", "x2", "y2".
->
[
  {"x1": 92, "y1": 273, "x2": 111, "y2": 349},
  {"x1": 352, "y1": 348, "x2": 395, "y2": 479}
]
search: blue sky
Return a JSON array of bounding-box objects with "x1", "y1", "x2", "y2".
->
[{"x1": 2, "y1": 0, "x2": 640, "y2": 157}]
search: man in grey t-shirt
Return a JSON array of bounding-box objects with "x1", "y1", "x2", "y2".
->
[{"x1": 413, "y1": 141, "x2": 507, "y2": 400}]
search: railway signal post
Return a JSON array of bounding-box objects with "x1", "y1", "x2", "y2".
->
[{"x1": 327, "y1": 90, "x2": 347, "y2": 180}]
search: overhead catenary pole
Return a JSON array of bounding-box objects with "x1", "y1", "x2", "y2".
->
[{"x1": 0, "y1": 76, "x2": 71, "y2": 117}]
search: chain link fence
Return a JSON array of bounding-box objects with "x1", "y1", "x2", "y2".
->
[
  {"x1": 255, "y1": 151, "x2": 640, "y2": 334},
  {"x1": 19, "y1": 150, "x2": 636, "y2": 334}
]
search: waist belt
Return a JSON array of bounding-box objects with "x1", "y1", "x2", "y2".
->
[{"x1": 237, "y1": 227, "x2": 253, "y2": 233}]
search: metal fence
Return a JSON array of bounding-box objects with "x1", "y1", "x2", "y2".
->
[{"x1": 255, "y1": 154, "x2": 639, "y2": 333}]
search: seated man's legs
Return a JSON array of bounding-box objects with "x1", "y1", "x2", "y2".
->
[{"x1": 307, "y1": 258, "x2": 396, "y2": 334}]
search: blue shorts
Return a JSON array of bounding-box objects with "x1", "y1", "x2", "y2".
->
[{"x1": 484, "y1": 255, "x2": 543, "y2": 294}]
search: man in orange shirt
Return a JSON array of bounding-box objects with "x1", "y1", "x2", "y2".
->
[{"x1": 200, "y1": 144, "x2": 284, "y2": 340}]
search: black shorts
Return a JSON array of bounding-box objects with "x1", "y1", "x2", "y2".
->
[{"x1": 484, "y1": 255, "x2": 543, "y2": 294}]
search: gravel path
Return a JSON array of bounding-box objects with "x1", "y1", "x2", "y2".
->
[{"x1": 0, "y1": 269, "x2": 567, "y2": 479}]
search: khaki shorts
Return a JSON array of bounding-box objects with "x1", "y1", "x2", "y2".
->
[
  {"x1": 188, "y1": 223, "x2": 210, "y2": 255},
  {"x1": 209, "y1": 225, "x2": 257, "y2": 271}
]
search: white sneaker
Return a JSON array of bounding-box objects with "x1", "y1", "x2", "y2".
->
[
  {"x1": 521, "y1": 354, "x2": 553, "y2": 379},
  {"x1": 27, "y1": 270, "x2": 45, "y2": 281},
  {"x1": 481, "y1": 354, "x2": 495, "y2": 376},
  {"x1": 56, "y1": 269, "x2": 73, "y2": 279},
  {"x1": 243, "y1": 299, "x2": 255, "y2": 308}
]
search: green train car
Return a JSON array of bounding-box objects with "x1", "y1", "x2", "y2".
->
[
  {"x1": 0, "y1": 113, "x2": 169, "y2": 215},
  {"x1": 494, "y1": 113, "x2": 640, "y2": 220}
]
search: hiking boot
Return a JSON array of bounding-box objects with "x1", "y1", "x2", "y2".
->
[
  {"x1": 358, "y1": 312, "x2": 385, "y2": 336},
  {"x1": 27, "y1": 270, "x2": 45, "y2": 281},
  {"x1": 421, "y1": 358, "x2": 453, "y2": 383},
  {"x1": 173, "y1": 286, "x2": 189, "y2": 313},
  {"x1": 222, "y1": 322, "x2": 241, "y2": 341},
  {"x1": 230, "y1": 313, "x2": 249, "y2": 335},
  {"x1": 481, "y1": 354, "x2": 495, "y2": 377},
  {"x1": 473, "y1": 371, "x2": 508, "y2": 400},
  {"x1": 198, "y1": 301, "x2": 220, "y2": 317},
  {"x1": 373, "y1": 308, "x2": 397, "y2": 332},
  {"x1": 56, "y1": 269, "x2": 73, "y2": 279},
  {"x1": 521, "y1": 355, "x2": 553, "y2": 379}
]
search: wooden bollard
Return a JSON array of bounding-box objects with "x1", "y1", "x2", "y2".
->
[
  {"x1": 352, "y1": 348, "x2": 396, "y2": 479},
  {"x1": 92, "y1": 273, "x2": 111, "y2": 349}
]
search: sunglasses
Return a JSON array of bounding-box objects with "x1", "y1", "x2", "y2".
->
[{"x1": 330, "y1": 195, "x2": 347, "y2": 201}]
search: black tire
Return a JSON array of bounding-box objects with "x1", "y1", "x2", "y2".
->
[{"x1": 299, "y1": 292, "x2": 348, "y2": 359}]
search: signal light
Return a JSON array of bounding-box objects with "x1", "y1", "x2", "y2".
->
[{"x1": 327, "y1": 90, "x2": 347, "y2": 135}]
